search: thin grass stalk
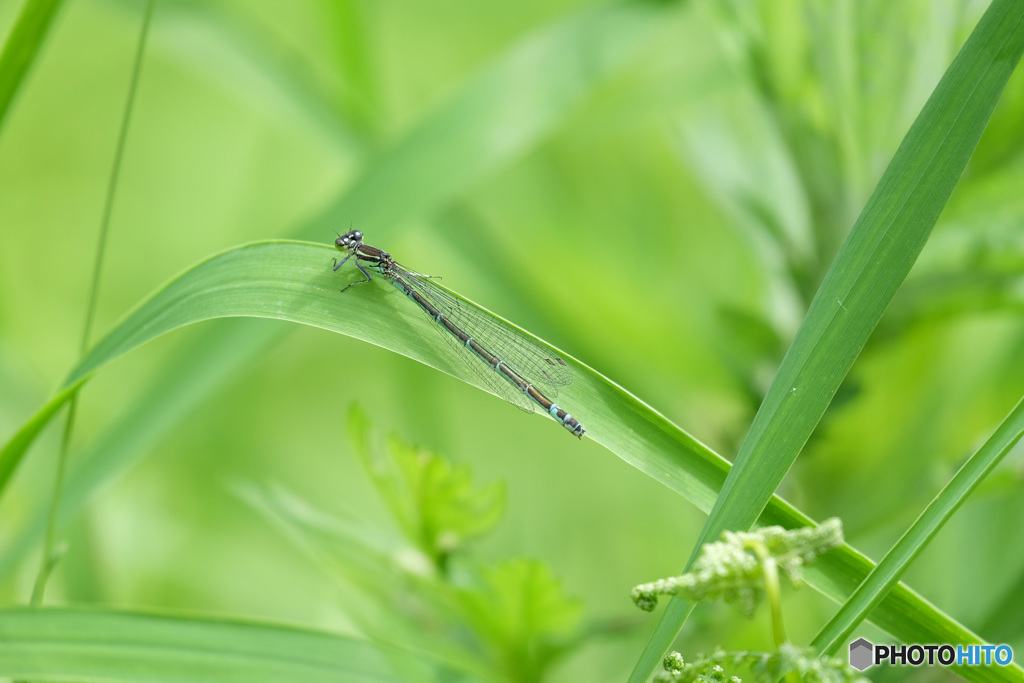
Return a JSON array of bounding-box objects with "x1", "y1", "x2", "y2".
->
[{"x1": 30, "y1": 0, "x2": 156, "y2": 604}]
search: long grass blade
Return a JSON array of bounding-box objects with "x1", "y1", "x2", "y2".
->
[
  {"x1": 0, "y1": 0, "x2": 681, "y2": 585},
  {"x1": 0, "y1": 239, "x2": 1016, "y2": 683},
  {"x1": 0, "y1": 606, "x2": 456, "y2": 682},
  {"x1": 630, "y1": 0, "x2": 1024, "y2": 679},
  {"x1": 812, "y1": 396, "x2": 1024, "y2": 655}
]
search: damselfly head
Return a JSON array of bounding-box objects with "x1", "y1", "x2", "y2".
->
[{"x1": 335, "y1": 230, "x2": 363, "y2": 250}]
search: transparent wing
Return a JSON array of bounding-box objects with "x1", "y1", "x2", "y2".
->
[
  {"x1": 397, "y1": 264, "x2": 572, "y2": 394},
  {"x1": 392, "y1": 262, "x2": 572, "y2": 411}
]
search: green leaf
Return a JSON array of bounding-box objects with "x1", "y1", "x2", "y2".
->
[
  {"x1": 0, "y1": 606, "x2": 452, "y2": 682},
  {"x1": 0, "y1": 0, "x2": 65, "y2": 133},
  {"x1": 0, "y1": 239, "x2": 1016, "y2": 681},
  {"x1": 0, "y1": 0, "x2": 683, "y2": 582},
  {"x1": 812, "y1": 396, "x2": 1024, "y2": 655},
  {"x1": 240, "y1": 481, "x2": 580, "y2": 682},
  {"x1": 632, "y1": 519, "x2": 843, "y2": 614},
  {"x1": 0, "y1": 317, "x2": 274, "y2": 579},
  {"x1": 0, "y1": 239, "x2": 721, "y2": 504},
  {"x1": 454, "y1": 559, "x2": 582, "y2": 681},
  {"x1": 237, "y1": 482, "x2": 496, "y2": 681},
  {"x1": 346, "y1": 404, "x2": 505, "y2": 562},
  {"x1": 656, "y1": 644, "x2": 866, "y2": 683},
  {"x1": 632, "y1": 0, "x2": 1024, "y2": 679},
  {"x1": 0, "y1": 378, "x2": 83, "y2": 494}
]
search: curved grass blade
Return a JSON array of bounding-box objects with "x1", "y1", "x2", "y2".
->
[
  {"x1": 0, "y1": 240, "x2": 719, "y2": 503},
  {"x1": 0, "y1": 379, "x2": 84, "y2": 495},
  {"x1": 0, "y1": 0, "x2": 685, "y2": 583},
  {"x1": 0, "y1": 239, "x2": 1015, "y2": 683},
  {"x1": 0, "y1": 318, "x2": 275, "y2": 579},
  {"x1": 0, "y1": 606, "x2": 457, "y2": 682},
  {"x1": 630, "y1": 0, "x2": 1024, "y2": 679}
]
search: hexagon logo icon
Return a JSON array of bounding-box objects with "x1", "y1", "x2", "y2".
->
[{"x1": 849, "y1": 637, "x2": 874, "y2": 671}]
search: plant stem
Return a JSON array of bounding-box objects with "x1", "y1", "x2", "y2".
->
[
  {"x1": 746, "y1": 539, "x2": 787, "y2": 648},
  {"x1": 30, "y1": 0, "x2": 155, "y2": 605},
  {"x1": 746, "y1": 539, "x2": 801, "y2": 683}
]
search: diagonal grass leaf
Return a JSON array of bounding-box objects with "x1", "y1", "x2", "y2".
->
[
  {"x1": 0, "y1": 239, "x2": 1017, "y2": 683},
  {"x1": 0, "y1": 0, "x2": 685, "y2": 586},
  {"x1": 630, "y1": 0, "x2": 1024, "y2": 679},
  {"x1": 812, "y1": 396, "x2": 1024, "y2": 655},
  {"x1": 0, "y1": 0, "x2": 65, "y2": 133}
]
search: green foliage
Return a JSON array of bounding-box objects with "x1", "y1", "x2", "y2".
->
[
  {"x1": 4, "y1": 1, "x2": 1024, "y2": 681},
  {"x1": 348, "y1": 405, "x2": 505, "y2": 567},
  {"x1": 658, "y1": 650, "x2": 740, "y2": 683},
  {"x1": 640, "y1": 522, "x2": 861, "y2": 683},
  {"x1": 631, "y1": 0, "x2": 1024, "y2": 677},
  {"x1": 812, "y1": 396, "x2": 1024, "y2": 655},
  {"x1": 240, "y1": 409, "x2": 581, "y2": 683},
  {"x1": 632, "y1": 519, "x2": 843, "y2": 614},
  {"x1": 454, "y1": 560, "x2": 583, "y2": 682},
  {"x1": 1, "y1": 235, "x2": 1011, "y2": 679},
  {"x1": 655, "y1": 645, "x2": 866, "y2": 683},
  {"x1": 0, "y1": 606, "x2": 450, "y2": 682}
]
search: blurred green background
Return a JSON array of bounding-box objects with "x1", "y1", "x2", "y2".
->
[{"x1": 2, "y1": 0, "x2": 1024, "y2": 680}]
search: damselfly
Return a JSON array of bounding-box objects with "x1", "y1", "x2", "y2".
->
[{"x1": 332, "y1": 230, "x2": 585, "y2": 439}]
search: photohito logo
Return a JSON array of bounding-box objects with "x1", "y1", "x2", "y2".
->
[{"x1": 849, "y1": 638, "x2": 1014, "y2": 671}]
